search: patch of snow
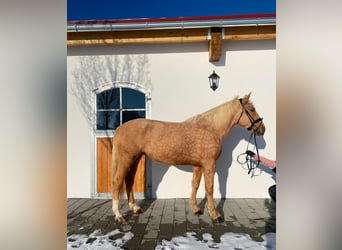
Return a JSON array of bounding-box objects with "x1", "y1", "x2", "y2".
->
[
  {"x1": 67, "y1": 229, "x2": 276, "y2": 250},
  {"x1": 156, "y1": 232, "x2": 276, "y2": 250},
  {"x1": 67, "y1": 229, "x2": 134, "y2": 250}
]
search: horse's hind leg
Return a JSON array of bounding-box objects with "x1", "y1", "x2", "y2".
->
[
  {"x1": 125, "y1": 158, "x2": 143, "y2": 215},
  {"x1": 112, "y1": 159, "x2": 130, "y2": 223},
  {"x1": 190, "y1": 166, "x2": 203, "y2": 214}
]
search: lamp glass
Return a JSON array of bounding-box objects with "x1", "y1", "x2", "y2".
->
[{"x1": 208, "y1": 70, "x2": 220, "y2": 91}]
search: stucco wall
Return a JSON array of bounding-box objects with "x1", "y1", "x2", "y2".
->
[{"x1": 67, "y1": 39, "x2": 276, "y2": 198}]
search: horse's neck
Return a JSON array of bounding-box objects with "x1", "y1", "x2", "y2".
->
[{"x1": 198, "y1": 99, "x2": 240, "y2": 138}]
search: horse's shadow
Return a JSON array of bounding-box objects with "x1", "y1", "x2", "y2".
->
[{"x1": 147, "y1": 126, "x2": 267, "y2": 217}]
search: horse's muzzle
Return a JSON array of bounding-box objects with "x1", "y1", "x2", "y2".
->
[{"x1": 254, "y1": 123, "x2": 266, "y2": 136}]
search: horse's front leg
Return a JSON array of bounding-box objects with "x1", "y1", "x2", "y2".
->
[
  {"x1": 190, "y1": 166, "x2": 203, "y2": 214},
  {"x1": 203, "y1": 162, "x2": 223, "y2": 223}
]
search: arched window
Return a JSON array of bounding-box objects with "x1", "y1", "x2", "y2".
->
[{"x1": 96, "y1": 87, "x2": 146, "y2": 130}]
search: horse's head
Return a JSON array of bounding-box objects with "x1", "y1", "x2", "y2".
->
[{"x1": 238, "y1": 92, "x2": 265, "y2": 136}]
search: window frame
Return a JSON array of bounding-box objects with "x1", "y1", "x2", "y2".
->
[{"x1": 92, "y1": 82, "x2": 151, "y2": 136}]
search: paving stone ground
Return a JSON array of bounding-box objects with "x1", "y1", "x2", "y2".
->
[{"x1": 67, "y1": 198, "x2": 276, "y2": 249}]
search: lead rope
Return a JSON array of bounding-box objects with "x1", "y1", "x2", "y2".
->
[{"x1": 237, "y1": 132, "x2": 262, "y2": 177}]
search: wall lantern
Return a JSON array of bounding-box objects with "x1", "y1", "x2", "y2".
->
[{"x1": 208, "y1": 70, "x2": 220, "y2": 91}]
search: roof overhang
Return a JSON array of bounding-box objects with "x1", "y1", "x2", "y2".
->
[{"x1": 67, "y1": 14, "x2": 276, "y2": 62}]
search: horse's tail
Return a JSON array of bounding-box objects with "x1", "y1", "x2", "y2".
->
[{"x1": 111, "y1": 141, "x2": 125, "y2": 198}]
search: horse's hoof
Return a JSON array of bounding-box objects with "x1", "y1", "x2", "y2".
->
[
  {"x1": 191, "y1": 206, "x2": 202, "y2": 215},
  {"x1": 134, "y1": 208, "x2": 144, "y2": 214},
  {"x1": 116, "y1": 216, "x2": 126, "y2": 223},
  {"x1": 194, "y1": 210, "x2": 203, "y2": 215},
  {"x1": 215, "y1": 216, "x2": 224, "y2": 223},
  {"x1": 212, "y1": 216, "x2": 224, "y2": 223}
]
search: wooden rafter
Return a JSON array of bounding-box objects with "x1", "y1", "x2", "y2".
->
[{"x1": 208, "y1": 28, "x2": 222, "y2": 62}]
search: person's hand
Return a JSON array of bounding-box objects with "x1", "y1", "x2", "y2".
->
[{"x1": 252, "y1": 154, "x2": 276, "y2": 169}]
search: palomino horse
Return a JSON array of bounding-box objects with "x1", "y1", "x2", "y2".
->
[{"x1": 111, "y1": 92, "x2": 265, "y2": 222}]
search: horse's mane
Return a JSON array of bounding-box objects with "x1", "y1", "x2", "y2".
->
[{"x1": 185, "y1": 96, "x2": 240, "y2": 126}]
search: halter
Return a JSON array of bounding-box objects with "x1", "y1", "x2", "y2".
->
[
  {"x1": 238, "y1": 98, "x2": 263, "y2": 132},
  {"x1": 236, "y1": 98, "x2": 263, "y2": 177},
  {"x1": 237, "y1": 133, "x2": 262, "y2": 176}
]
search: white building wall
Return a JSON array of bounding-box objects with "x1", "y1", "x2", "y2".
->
[
  {"x1": 67, "y1": 39, "x2": 276, "y2": 198},
  {"x1": 67, "y1": 79, "x2": 92, "y2": 198}
]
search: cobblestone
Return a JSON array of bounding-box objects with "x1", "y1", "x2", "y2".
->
[{"x1": 67, "y1": 198, "x2": 276, "y2": 249}]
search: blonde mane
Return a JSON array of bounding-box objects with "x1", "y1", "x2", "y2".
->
[{"x1": 186, "y1": 97, "x2": 240, "y2": 138}]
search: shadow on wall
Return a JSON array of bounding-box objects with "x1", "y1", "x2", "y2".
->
[
  {"x1": 210, "y1": 39, "x2": 276, "y2": 67},
  {"x1": 149, "y1": 126, "x2": 266, "y2": 199},
  {"x1": 69, "y1": 54, "x2": 152, "y2": 130}
]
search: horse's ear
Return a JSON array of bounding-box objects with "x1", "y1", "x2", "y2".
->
[{"x1": 242, "y1": 92, "x2": 251, "y2": 104}]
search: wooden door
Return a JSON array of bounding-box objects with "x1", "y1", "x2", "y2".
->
[{"x1": 96, "y1": 137, "x2": 146, "y2": 193}]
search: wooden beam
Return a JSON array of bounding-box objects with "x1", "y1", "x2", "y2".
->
[
  {"x1": 224, "y1": 25, "x2": 276, "y2": 40},
  {"x1": 208, "y1": 28, "x2": 222, "y2": 62},
  {"x1": 67, "y1": 29, "x2": 208, "y2": 46}
]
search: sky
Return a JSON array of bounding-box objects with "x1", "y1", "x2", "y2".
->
[{"x1": 67, "y1": 0, "x2": 276, "y2": 21}]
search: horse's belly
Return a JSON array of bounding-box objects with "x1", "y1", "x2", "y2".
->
[
  {"x1": 143, "y1": 139, "x2": 203, "y2": 166},
  {"x1": 148, "y1": 153, "x2": 199, "y2": 166}
]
